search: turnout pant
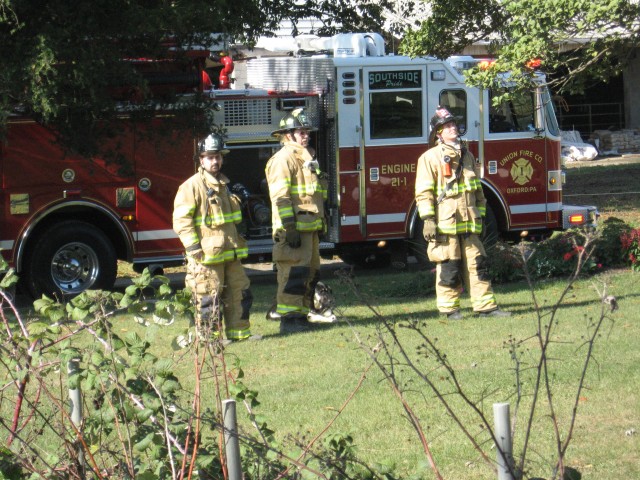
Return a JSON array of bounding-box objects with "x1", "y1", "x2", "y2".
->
[
  {"x1": 272, "y1": 230, "x2": 320, "y2": 317},
  {"x1": 428, "y1": 233, "x2": 497, "y2": 314},
  {"x1": 185, "y1": 258, "x2": 252, "y2": 340}
]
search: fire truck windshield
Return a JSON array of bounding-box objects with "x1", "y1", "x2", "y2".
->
[{"x1": 542, "y1": 87, "x2": 560, "y2": 136}]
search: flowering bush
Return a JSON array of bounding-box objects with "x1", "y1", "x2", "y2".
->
[
  {"x1": 620, "y1": 228, "x2": 640, "y2": 271},
  {"x1": 525, "y1": 231, "x2": 598, "y2": 279}
]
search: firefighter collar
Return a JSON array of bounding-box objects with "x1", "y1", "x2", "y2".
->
[
  {"x1": 200, "y1": 168, "x2": 229, "y2": 187},
  {"x1": 283, "y1": 140, "x2": 313, "y2": 159},
  {"x1": 440, "y1": 141, "x2": 461, "y2": 155}
]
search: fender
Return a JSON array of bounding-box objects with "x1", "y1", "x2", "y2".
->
[
  {"x1": 14, "y1": 199, "x2": 135, "y2": 272},
  {"x1": 481, "y1": 179, "x2": 509, "y2": 230}
]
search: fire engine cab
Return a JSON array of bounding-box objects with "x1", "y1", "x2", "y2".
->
[{"x1": 0, "y1": 32, "x2": 597, "y2": 298}]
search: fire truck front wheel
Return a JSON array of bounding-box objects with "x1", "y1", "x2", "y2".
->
[{"x1": 25, "y1": 221, "x2": 117, "y2": 298}]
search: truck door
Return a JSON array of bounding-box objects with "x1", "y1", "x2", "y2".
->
[
  {"x1": 482, "y1": 88, "x2": 549, "y2": 229},
  {"x1": 340, "y1": 65, "x2": 428, "y2": 242},
  {"x1": 133, "y1": 114, "x2": 196, "y2": 261}
]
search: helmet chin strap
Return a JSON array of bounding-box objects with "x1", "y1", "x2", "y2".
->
[{"x1": 438, "y1": 135, "x2": 461, "y2": 150}]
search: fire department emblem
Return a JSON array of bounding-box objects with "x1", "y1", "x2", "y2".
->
[
  {"x1": 62, "y1": 168, "x2": 75, "y2": 183},
  {"x1": 510, "y1": 158, "x2": 533, "y2": 186}
]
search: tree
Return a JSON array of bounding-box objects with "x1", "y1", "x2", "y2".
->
[
  {"x1": 398, "y1": 0, "x2": 640, "y2": 94},
  {"x1": 0, "y1": 0, "x2": 390, "y2": 154}
]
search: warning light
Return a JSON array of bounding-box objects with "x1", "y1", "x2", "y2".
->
[
  {"x1": 478, "y1": 60, "x2": 495, "y2": 70},
  {"x1": 568, "y1": 214, "x2": 585, "y2": 225},
  {"x1": 526, "y1": 58, "x2": 542, "y2": 69}
]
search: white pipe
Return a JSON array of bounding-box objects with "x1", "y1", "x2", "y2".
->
[
  {"x1": 493, "y1": 402, "x2": 515, "y2": 480},
  {"x1": 223, "y1": 399, "x2": 242, "y2": 480}
]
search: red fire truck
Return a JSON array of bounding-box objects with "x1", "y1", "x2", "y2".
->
[{"x1": 1, "y1": 32, "x2": 596, "y2": 298}]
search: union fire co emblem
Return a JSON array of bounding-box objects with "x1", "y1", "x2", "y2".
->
[{"x1": 510, "y1": 158, "x2": 533, "y2": 186}]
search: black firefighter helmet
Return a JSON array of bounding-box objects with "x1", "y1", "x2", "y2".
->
[
  {"x1": 198, "y1": 133, "x2": 230, "y2": 156},
  {"x1": 271, "y1": 108, "x2": 318, "y2": 137},
  {"x1": 428, "y1": 106, "x2": 465, "y2": 147}
]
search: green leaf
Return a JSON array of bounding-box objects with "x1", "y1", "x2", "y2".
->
[
  {"x1": 133, "y1": 432, "x2": 155, "y2": 452},
  {"x1": 70, "y1": 306, "x2": 89, "y2": 322},
  {"x1": 28, "y1": 321, "x2": 50, "y2": 337},
  {"x1": 136, "y1": 408, "x2": 155, "y2": 423},
  {"x1": 125, "y1": 284, "x2": 140, "y2": 296}
]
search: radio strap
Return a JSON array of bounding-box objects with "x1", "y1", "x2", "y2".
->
[{"x1": 436, "y1": 149, "x2": 465, "y2": 205}]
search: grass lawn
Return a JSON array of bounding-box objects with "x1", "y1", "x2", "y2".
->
[
  {"x1": 3, "y1": 162, "x2": 639, "y2": 479},
  {"x1": 74, "y1": 265, "x2": 637, "y2": 479},
  {"x1": 223, "y1": 267, "x2": 640, "y2": 479}
]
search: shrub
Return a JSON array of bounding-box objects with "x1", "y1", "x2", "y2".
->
[
  {"x1": 620, "y1": 228, "x2": 640, "y2": 271},
  {"x1": 486, "y1": 241, "x2": 524, "y2": 283},
  {"x1": 593, "y1": 217, "x2": 632, "y2": 268},
  {"x1": 524, "y1": 231, "x2": 596, "y2": 279}
]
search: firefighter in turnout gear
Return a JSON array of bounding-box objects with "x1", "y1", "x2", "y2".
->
[
  {"x1": 173, "y1": 133, "x2": 259, "y2": 342},
  {"x1": 265, "y1": 108, "x2": 336, "y2": 333},
  {"x1": 415, "y1": 107, "x2": 511, "y2": 320}
]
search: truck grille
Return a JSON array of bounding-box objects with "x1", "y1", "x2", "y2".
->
[{"x1": 224, "y1": 99, "x2": 272, "y2": 126}]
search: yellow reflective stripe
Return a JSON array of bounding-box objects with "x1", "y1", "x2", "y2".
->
[
  {"x1": 443, "y1": 180, "x2": 482, "y2": 197},
  {"x1": 278, "y1": 206, "x2": 294, "y2": 219},
  {"x1": 415, "y1": 180, "x2": 435, "y2": 191},
  {"x1": 226, "y1": 328, "x2": 252, "y2": 340},
  {"x1": 296, "y1": 219, "x2": 323, "y2": 231},
  {"x1": 174, "y1": 204, "x2": 195, "y2": 217},
  {"x1": 223, "y1": 210, "x2": 242, "y2": 223},
  {"x1": 201, "y1": 247, "x2": 248, "y2": 265},
  {"x1": 478, "y1": 206, "x2": 486, "y2": 215},
  {"x1": 437, "y1": 222, "x2": 483, "y2": 235},
  {"x1": 473, "y1": 293, "x2": 497, "y2": 311},
  {"x1": 316, "y1": 185, "x2": 328, "y2": 199},
  {"x1": 276, "y1": 304, "x2": 310, "y2": 315},
  {"x1": 419, "y1": 205, "x2": 436, "y2": 217},
  {"x1": 291, "y1": 183, "x2": 321, "y2": 195},
  {"x1": 181, "y1": 233, "x2": 200, "y2": 245},
  {"x1": 437, "y1": 298, "x2": 460, "y2": 310}
]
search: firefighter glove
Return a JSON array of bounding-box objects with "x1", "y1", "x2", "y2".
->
[
  {"x1": 284, "y1": 222, "x2": 302, "y2": 248},
  {"x1": 187, "y1": 247, "x2": 204, "y2": 262},
  {"x1": 422, "y1": 217, "x2": 437, "y2": 241}
]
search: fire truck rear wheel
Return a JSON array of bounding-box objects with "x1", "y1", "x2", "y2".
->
[
  {"x1": 481, "y1": 205, "x2": 499, "y2": 247},
  {"x1": 26, "y1": 221, "x2": 117, "y2": 298}
]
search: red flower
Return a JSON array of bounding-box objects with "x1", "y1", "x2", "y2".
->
[
  {"x1": 597, "y1": 263, "x2": 602, "y2": 269},
  {"x1": 563, "y1": 252, "x2": 573, "y2": 261}
]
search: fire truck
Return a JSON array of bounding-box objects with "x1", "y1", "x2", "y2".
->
[{"x1": 1, "y1": 32, "x2": 597, "y2": 298}]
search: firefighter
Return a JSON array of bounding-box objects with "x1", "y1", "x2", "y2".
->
[
  {"x1": 173, "y1": 133, "x2": 259, "y2": 342},
  {"x1": 265, "y1": 108, "x2": 336, "y2": 333},
  {"x1": 415, "y1": 106, "x2": 511, "y2": 320}
]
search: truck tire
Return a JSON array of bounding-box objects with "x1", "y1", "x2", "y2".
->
[
  {"x1": 338, "y1": 251, "x2": 391, "y2": 269},
  {"x1": 481, "y1": 204, "x2": 499, "y2": 247},
  {"x1": 410, "y1": 204, "x2": 499, "y2": 266},
  {"x1": 26, "y1": 221, "x2": 117, "y2": 298}
]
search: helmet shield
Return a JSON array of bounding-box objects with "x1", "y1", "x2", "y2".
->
[
  {"x1": 198, "y1": 133, "x2": 230, "y2": 156},
  {"x1": 271, "y1": 108, "x2": 318, "y2": 137}
]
